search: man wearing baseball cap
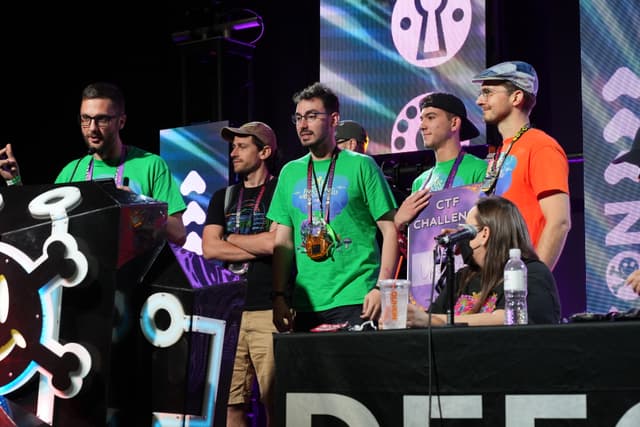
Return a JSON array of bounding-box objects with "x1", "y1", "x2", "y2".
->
[
  {"x1": 202, "y1": 121, "x2": 279, "y2": 426},
  {"x1": 473, "y1": 60, "x2": 571, "y2": 270},
  {"x1": 335, "y1": 120, "x2": 369, "y2": 153},
  {"x1": 394, "y1": 92, "x2": 487, "y2": 235}
]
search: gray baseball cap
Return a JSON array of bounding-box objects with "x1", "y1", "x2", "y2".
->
[
  {"x1": 472, "y1": 61, "x2": 539, "y2": 96},
  {"x1": 221, "y1": 121, "x2": 277, "y2": 151}
]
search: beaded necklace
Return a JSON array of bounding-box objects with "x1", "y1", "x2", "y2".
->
[{"x1": 480, "y1": 124, "x2": 530, "y2": 194}]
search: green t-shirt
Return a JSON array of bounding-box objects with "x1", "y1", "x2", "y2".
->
[
  {"x1": 267, "y1": 150, "x2": 397, "y2": 312},
  {"x1": 55, "y1": 145, "x2": 186, "y2": 215},
  {"x1": 411, "y1": 152, "x2": 487, "y2": 192}
]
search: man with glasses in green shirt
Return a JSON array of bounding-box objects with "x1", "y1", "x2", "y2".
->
[
  {"x1": 268, "y1": 82, "x2": 399, "y2": 332},
  {"x1": 1, "y1": 82, "x2": 186, "y2": 245}
]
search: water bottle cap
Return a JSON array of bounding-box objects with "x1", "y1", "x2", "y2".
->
[{"x1": 509, "y1": 248, "x2": 521, "y2": 258}]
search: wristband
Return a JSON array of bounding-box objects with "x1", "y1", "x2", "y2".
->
[{"x1": 5, "y1": 175, "x2": 21, "y2": 186}]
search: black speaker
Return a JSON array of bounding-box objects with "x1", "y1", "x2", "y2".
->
[
  {"x1": 0, "y1": 180, "x2": 167, "y2": 426},
  {"x1": 135, "y1": 243, "x2": 246, "y2": 427}
]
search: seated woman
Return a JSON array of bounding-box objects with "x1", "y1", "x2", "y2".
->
[{"x1": 407, "y1": 196, "x2": 561, "y2": 327}]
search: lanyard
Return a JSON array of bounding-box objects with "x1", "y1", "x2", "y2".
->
[
  {"x1": 86, "y1": 145, "x2": 128, "y2": 186},
  {"x1": 419, "y1": 149, "x2": 465, "y2": 191},
  {"x1": 481, "y1": 124, "x2": 530, "y2": 194},
  {"x1": 234, "y1": 176, "x2": 271, "y2": 232},
  {"x1": 307, "y1": 148, "x2": 340, "y2": 223}
]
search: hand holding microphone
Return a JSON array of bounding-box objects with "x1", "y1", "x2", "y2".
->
[
  {"x1": 435, "y1": 223, "x2": 478, "y2": 246},
  {"x1": 117, "y1": 177, "x2": 131, "y2": 192}
]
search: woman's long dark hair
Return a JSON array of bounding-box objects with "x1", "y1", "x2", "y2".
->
[{"x1": 458, "y1": 196, "x2": 538, "y2": 313}]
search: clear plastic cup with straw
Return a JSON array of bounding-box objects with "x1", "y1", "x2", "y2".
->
[{"x1": 379, "y1": 255, "x2": 410, "y2": 329}]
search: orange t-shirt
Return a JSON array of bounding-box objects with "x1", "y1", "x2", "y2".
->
[{"x1": 493, "y1": 128, "x2": 569, "y2": 247}]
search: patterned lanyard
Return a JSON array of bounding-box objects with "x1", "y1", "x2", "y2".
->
[
  {"x1": 86, "y1": 145, "x2": 127, "y2": 186},
  {"x1": 481, "y1": 124, "x2": 530, "y2": 194},
  {"x1": 234, "y1": 175, "x2": 272, "y2": 232},
  {"x1": 419, "y1": 149, "x2": 465, "y2": 191},
  {"x1": 306, "y1": 148, "x2": 340, "y2": 223}
]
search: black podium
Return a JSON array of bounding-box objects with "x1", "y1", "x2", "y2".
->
[
  {"x1": 0, "y1": 181, "x2": 246, "y2": 426},
  {"x1": 139, "y1": 243, "x2": 246, "y2": 427},
  {"x1": 0, "y1": 180, "x2": 167, "y2": 426}
]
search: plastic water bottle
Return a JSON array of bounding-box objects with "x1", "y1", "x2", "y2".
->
[{"x1": 504, "y1": 248, "x2": 528, "y2": 325}]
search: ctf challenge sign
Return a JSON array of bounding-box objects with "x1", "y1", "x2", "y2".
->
[{"x1": 408, "y1": 184, "x2": 483, "y2": 308}]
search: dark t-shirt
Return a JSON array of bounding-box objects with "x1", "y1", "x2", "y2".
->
[
  {"x1": 205, "y1": 178, "x2": 277, "y2": 310},
  {"x1": 431, "y1": 258, "x2": 561, "y2": 324}
]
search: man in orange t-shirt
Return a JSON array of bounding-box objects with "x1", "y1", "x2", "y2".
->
[{"x1": 472, "y1": 61, "x2": 570, "y2": 271}]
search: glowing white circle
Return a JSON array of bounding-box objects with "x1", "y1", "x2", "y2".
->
[
  {"x1": 28, "y1": 187, "x2": 82, "y2": 219},
  {"x1": 139, "y1": 292, "x2": 187, "y2": 348}
]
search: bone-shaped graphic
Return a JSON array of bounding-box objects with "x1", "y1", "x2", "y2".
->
[
  {"x1": 602, "y1": 67, "x2": 640, "y2": 102},
  {"x1": 605, "y1": 161, "x2": 640, "y2": 185},
  {"x1": 180, "y1": 170, "x2": 207, "y2": 196},
  {"x1": 183, "y1": 200, "x2": 206, "y2": 226},
  {"x1": 603, "y1": 108, "x2": 640, "y2": 143}
]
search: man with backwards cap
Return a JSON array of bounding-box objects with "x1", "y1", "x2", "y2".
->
[
  {"x1": 202, "y1": 121, "x2": 279, "y2": 426},
  {"x1": 335, "y1": 120, "x2": 369, "y2": 154},
  {"x1": 472, "y1": 60, "x2": 571, "y2": 271},
  {"x1": 394, "y1": 92, "x2": 487, "y2": 234}
]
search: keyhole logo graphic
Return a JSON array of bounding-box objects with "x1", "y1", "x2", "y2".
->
[{"x1": 391, "y1": 0, "x2": 474, "y2": 68}]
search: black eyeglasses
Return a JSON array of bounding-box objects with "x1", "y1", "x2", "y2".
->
[
  {"x1": 291, "y1": 111, "x2": 329, "y2": 125},
  {"x1": 79, "y1": 114, "x2": 119, "y2": 128}
]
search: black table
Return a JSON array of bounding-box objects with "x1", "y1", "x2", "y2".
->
[{"x1": 274, "y1": 322, "x2": 640, "y2": 426}]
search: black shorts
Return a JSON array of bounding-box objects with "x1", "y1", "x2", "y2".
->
[{"x1": 293, "y1": 304, "x2": 363, "y2": 332}]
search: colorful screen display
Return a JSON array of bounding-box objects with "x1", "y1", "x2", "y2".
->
[
  {"x1": 320, "y1": 0, "x2": 486, "y2": 155},
  {"x1": 580, "y1": 0, "x2": 640, "y2": 312},
  {"x1": 160, "y1": 121, "x2": 230, "y2": 255}
]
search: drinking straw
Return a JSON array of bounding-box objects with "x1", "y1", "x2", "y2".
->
[{"x1": 392, "y1": 255, "x2": 404, "y2": 287}]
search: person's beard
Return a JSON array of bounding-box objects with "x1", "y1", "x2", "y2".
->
[{"x1": 85, "y1": 132, "x2": 116, "y2": 161}]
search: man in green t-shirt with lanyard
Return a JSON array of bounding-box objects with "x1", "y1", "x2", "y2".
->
[
  {"x1": 394, "y1": 93, "x2": 487, "y2": 239},
  {"x1": 268, "y1": 82, "x2": 399, "y2": 332},
  {"x1": 1, "y1": 82, "x2": 187, "y2": 246}
]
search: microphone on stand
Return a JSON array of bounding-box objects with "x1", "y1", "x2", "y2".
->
[
  {"x1": 436, "y1": 224, "x2": 478, "y2": 246},
  {"x1": 69, "y1": 147, "x2": 97, "y2": 182},
  {"x1": 436, "y1": 224, "x2": 477, "y2": 326}
]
